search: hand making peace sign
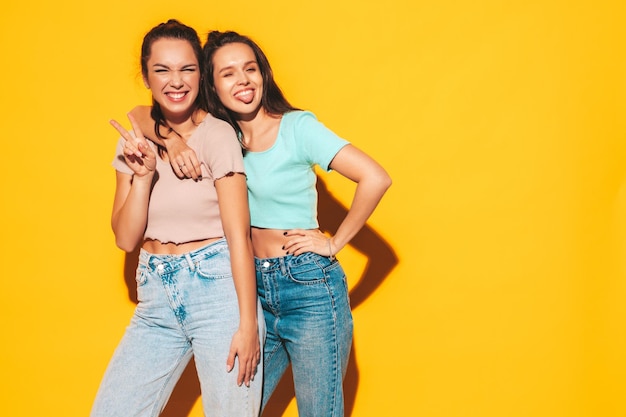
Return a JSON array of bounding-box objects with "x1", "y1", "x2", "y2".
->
[{"x1": 110, "y1": 114, "x2": 156, "y2": 177}]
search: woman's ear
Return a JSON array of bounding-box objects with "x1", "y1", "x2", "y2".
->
[{"x1": 143, "y1": 77, "x2": 150, "y2": 89}]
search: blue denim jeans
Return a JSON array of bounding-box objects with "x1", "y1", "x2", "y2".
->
[
  {"x1": 256, "y1": 252, "x2": 353, "y2": 417},
  {"x1": 91, "y1": 239, "x2": 264, "y2": 417}
]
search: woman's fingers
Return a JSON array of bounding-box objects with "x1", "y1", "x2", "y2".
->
[
  {"x1": 110, "y1": 119, "x2": 142, "y2": 157},
  {"x1": 283, "y1": 229, "x2": 329, "y2": 256}
]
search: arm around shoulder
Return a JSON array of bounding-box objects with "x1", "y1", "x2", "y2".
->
[{"x1": 128, "y1": 105, "x2": 202, "y2": 179}]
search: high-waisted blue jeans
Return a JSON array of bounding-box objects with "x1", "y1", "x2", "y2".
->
[
  {"x1": 91, "y1": 239, "x2": 264, "y2": 417},
  {"x1": 256, "y1": 252, "x2": 353, "y2": 417}
]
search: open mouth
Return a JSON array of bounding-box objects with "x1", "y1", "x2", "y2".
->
[
  {"x1": 166, "y1": 91, "x2": 188, "y2": 101},
  {"x1": 234, "y1": 89, "x2": 254, "y2": 103}
]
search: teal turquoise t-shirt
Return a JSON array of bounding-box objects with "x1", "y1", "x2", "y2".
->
[{"x1": 244, "y1": 111, "x2": 349, "y2": 229}]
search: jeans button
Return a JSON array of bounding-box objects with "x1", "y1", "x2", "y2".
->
[{"x1": 263, "y1": 261, "x2": 270, "y2": 268}]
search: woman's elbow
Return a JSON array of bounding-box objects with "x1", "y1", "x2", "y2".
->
[
  {"x1": 375, "y1": 169, "x2": 392, "y2": 193},
  {"x1": 115, "y1": 236, "x2": 139, "y2": 253},
  {"x1": 381, "y1": 172, "x2": 392, "y2": 191}
]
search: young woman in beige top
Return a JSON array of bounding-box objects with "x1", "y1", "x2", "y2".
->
[{"x1": 90, "y1": 21, "x2": 263, "y2": 417}]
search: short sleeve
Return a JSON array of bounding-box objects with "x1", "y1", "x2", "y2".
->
[
  {"x1": 292, "y1": 111, "x2": 349, "y2": 171},
  {"x1": 198, "y1": 119, "x2": 245, "y2": 180}
]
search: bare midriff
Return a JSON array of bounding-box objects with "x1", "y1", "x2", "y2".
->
[
  {"x1": 142, "y1": 237, "x2": 222, "y2": 255},
  {"x1": 250, "y1": 228, "x2": 290, "y2": 259}
]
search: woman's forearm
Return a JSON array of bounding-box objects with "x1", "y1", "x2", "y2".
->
[
  {"x1": 331, "y1": 172, "x2": 391, "y2": 253},
  {"x1": 129, "y1": 105, "x2": 202, "y2": 179},
  {"x1": 111, "y1": 173, "x2": 153, "y2": 252}
]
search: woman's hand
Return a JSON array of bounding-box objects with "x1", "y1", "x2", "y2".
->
[
  {"x1": 226, "y1": 326, "x2": 261, "y2": 387},
  {"x1": 283, "y1": 229, "x2": 336, "y2": 258},
  {"x1": 128, "y1": 105, "x2": 201, "y2": 179},
  {"x1": 110, "y1": 114, "x2": 156, "y2": 177},
  {"x1": 163, "y1": 137, "x2": 202, "y2": 180}
]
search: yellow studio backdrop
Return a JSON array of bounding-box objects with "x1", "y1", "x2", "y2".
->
[{"x1": 0, "y1": 1, "x2": 624, "y2": 416}]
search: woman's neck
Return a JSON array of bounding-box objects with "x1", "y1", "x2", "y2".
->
[
  {"x1": 237, "y1": 108, "x2": 282, "y2": 150},
  {"x1": 163, "y1": 108, "x2": 206, "y2": 140}
]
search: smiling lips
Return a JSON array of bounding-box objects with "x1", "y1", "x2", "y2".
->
[{"x1": 166, "y1": 91, "x2": 188, "y2": 101}]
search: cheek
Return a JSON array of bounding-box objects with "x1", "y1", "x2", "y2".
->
[
  {"x1": 214, "y1": 84, "x2": 231, "y2": 103},
  {"x1": 186, "y1": 74, "x2": 201, "y2": 89},
  {"x1": 146, "y1": 74, "x2": 162, "y2": 89}
]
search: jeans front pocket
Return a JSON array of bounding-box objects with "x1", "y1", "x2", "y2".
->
[
  {"x1": 135, "y1": 263, "x2": 149, "y2": 287},
  {"x1": 287, "y1": 254, "x2": 327, "y2": 285},
  {"x1": 195, "y1": 247, "x2": 232, "y2": 281}
]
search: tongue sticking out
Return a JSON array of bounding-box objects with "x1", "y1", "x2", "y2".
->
[{"x1": 235, "y1": 89, "x2": 254, "y2": 104}]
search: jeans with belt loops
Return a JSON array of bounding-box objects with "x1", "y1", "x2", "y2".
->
[
  {"x1": 256, "y1": 252, "x2": 353, "y2": 417},
  {"x1": 91, "y1": 239, "x2": 264, "y2": 417}
]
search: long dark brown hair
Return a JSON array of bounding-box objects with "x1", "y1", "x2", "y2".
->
[{"x1": 203, "y1": 30, "x2": 299, "y2": 139}]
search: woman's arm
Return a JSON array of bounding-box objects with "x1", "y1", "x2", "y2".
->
[
  {"x1": 325, "y1": 144, "x2": 392, "y2": 253},
  {"x1": 129, "y1": 105, "x2": 202, "y2": 179},
  {"x1": 111, "y1": 171, "x2": 153, "y2": 252},
  {"x1": 215, "y1": 173, "x2": 260, "y2": 387},
  {"x1": 284, "y1": 144, "x2": 392, "y2": 257},
  {"x1": 110, "y1": 116, "x2": 156, "y2": 252}
]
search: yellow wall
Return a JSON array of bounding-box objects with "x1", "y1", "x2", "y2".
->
[{"x1": 1, "y1": 1, "x2": 625, "y2": 416}]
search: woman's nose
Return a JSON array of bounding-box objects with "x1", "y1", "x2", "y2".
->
[
  {"x1": 170, "y1": 72, "x2": 184, "y2": 87},
  {"x1": 236, "y1": 71, "x2": 249, "y2": 85}
]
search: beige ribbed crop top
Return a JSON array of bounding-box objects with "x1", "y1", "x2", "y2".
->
[{"x1": 112, "y1": 113, "x2": 244, "y2": 244}]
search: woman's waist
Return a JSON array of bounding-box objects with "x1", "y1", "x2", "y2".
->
[
  {"x1": 251, "y1": 227, "x2": 317, "y2": 258},
  {"x1": 138, "y1": 237, "x2": 229, "y2": 273},
  {"x1": 141, "y1": 237, "x2": 223, "y2": 255}
]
